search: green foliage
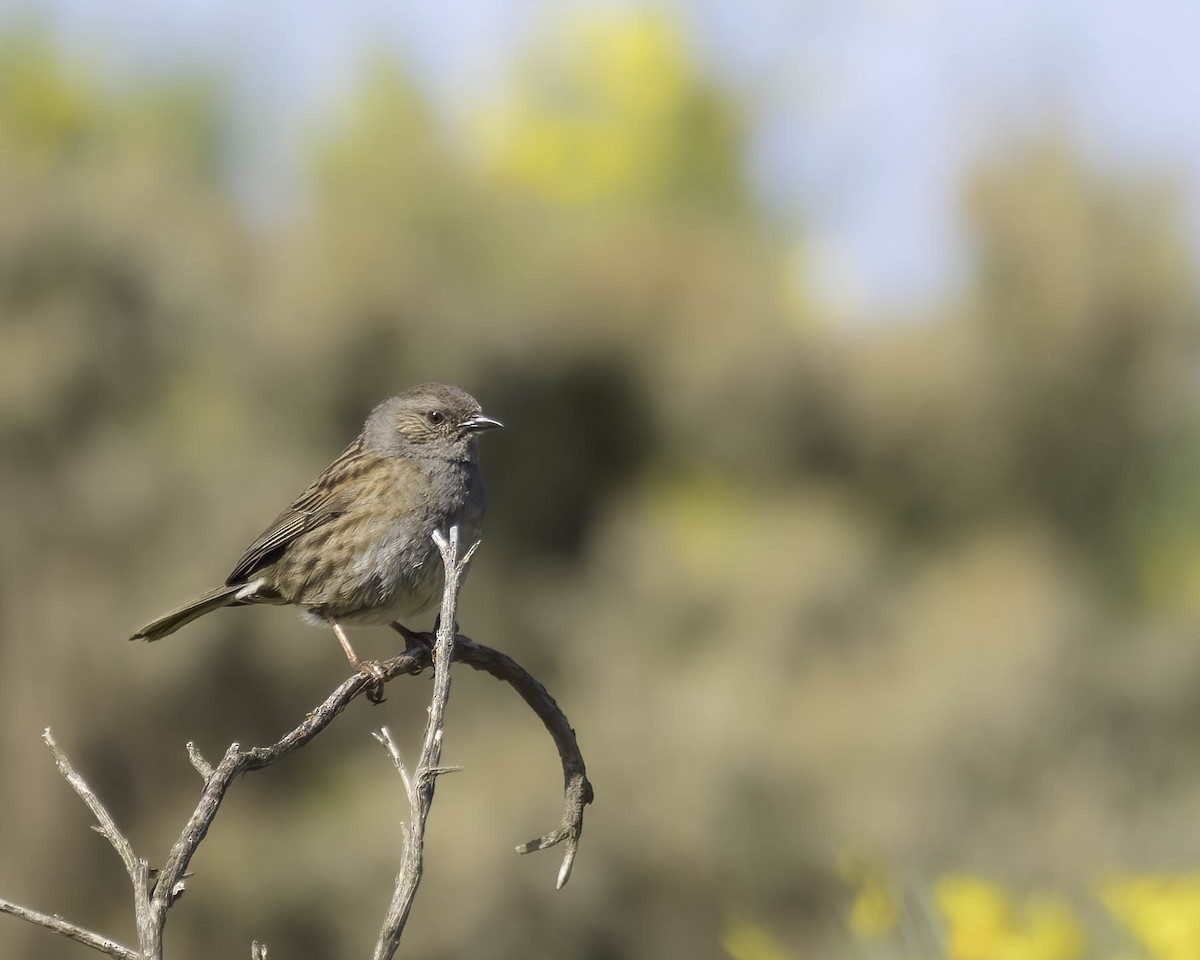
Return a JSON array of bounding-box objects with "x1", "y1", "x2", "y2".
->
[{"x1": 478, "y1": 9, "x2": 746, "y2": 211}]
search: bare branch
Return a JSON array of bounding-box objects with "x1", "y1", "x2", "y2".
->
[
  {"x1": 137, "y1": 650, "x2": 431, "y2": 956},
  {"x1": 372, "y1": 526, "x2": 472, "y2": 960},
  {"x1": 42, "y1": 729, "x2": 142, "y2": 885},
  {"x1": 0, "y1": 896, "x2": 139, "y2": 960},
  {"x1": 451, "y1": 638, "x2": 593, "y2": 888},
  {"x1": 186, "y1": 741, "x2": 214, "y2": 779},
  {"x1": 2, "y1": 528, "x2": 591, "y2": 956},
  {"x1": 372, "y1": 726, "x2": 414, "y2": 803},
  {"x1": 37, "y1": 729, "x2": 158, "y2": 953}
]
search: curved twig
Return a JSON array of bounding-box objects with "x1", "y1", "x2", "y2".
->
[
  {"x1": 451, "y1": 637, "x2": 593, "y2": 888},
  {"x1": 0, "y1": 530, "x2": 591, "y2": 957}
]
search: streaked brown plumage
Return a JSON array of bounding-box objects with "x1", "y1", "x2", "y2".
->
[{"x1": 131, "y1": 383, "x2": 501, "y2": 686}]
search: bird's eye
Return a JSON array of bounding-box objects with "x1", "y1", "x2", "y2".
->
[{"x1": 426, "y1": 410, "x2": 445, "y2": 425}]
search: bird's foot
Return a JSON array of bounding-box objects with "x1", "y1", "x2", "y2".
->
[
  {"x1": 392, "y1": 621, "x2": 436, "y2": 657},
  {"x1": 329, "y1": 618, "x2": 387, "y2": 702},
  {"x1": 358, "y1": 659, "x2": 387, "y2": 704}
]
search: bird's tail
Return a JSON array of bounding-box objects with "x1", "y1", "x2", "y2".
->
[{"x1": 130, "y1": 583, "x2": 252, "y2": 642}]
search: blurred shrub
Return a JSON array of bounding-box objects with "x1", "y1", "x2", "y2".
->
[
  {"x1": 3, "y1": 8, "x2": 1200, "y2": 960},
  {"x1": 479, "y1": 9, "x2": 745, "y2": 211}
]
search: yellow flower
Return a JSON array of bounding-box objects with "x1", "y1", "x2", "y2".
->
[
  {"x1": 840, "y1": 858, "x2": 901, "y2": 940},
  {"x1": 1102, "y1": 873, "x2": 1200, "y2": 960},
  {"x1": 935, "y1": 875, "x2": 1084, "y2": 960},
  {"x1": 720, "y1": 918, "x2": 794, "y2": 960}
]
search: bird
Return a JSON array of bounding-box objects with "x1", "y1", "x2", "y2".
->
[{"x1": 131, "y1": 383, "x2": 502, "y2": 690}]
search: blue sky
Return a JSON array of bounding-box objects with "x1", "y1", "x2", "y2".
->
[{"x1": 10, "y1": 0, "x2": 1200, "y2": 317}]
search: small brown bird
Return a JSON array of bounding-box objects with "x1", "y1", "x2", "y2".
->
[{"x1": 131, "y1": 383, "x2": 501, "y2": 684}]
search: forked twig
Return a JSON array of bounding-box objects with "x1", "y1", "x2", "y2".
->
[{"x1": 0, "y1": 528, "x2": 592, "y2": 957}]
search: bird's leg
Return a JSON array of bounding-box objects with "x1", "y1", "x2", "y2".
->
[
  {"x1": 391, "y1": 621, "x2": 435, "y2": 656},
  {"x1": 330, "y1": 618, "x2": 386, "y2": 703}
]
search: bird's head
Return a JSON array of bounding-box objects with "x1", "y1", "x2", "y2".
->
[{"x1": 364, "y1": 383, "x2": 502, "y2": 461}]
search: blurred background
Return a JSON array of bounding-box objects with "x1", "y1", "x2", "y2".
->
[{"x1": 3, "y1": 1, "x2": 1200, "y2": 958}]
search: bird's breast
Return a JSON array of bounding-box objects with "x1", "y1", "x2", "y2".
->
[{"x1": 288, "y1": 454, "x2": 485, "y2": 624}]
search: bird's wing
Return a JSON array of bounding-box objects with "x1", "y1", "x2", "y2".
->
[{"x1": 225, "y1": 436, "x2": 367, "y2": 585}]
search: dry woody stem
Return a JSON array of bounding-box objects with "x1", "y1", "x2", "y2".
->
[
  {"x1": 371, "y1": 526, "x2": 472, "y2": 960},
  {"x1": 0, "y1": 528, "x2": 592, "y2": 959}
]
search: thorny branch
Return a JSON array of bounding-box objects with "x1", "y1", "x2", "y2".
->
[{"x1": 0, "y1": 528, "x2": 592, "y2": 959}]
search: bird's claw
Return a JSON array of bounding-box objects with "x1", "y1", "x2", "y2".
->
[{"x1": 360, "y1": 660, "x2": 387, "y2": 704}]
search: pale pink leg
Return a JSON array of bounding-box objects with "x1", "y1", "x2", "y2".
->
[{"x1": 329, "y1": 619, "x2": 386, "y2": 698}]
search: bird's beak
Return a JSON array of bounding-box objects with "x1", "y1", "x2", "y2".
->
[{"x1": 462, "y1": 414, "x2": 504, "y2": 432}]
